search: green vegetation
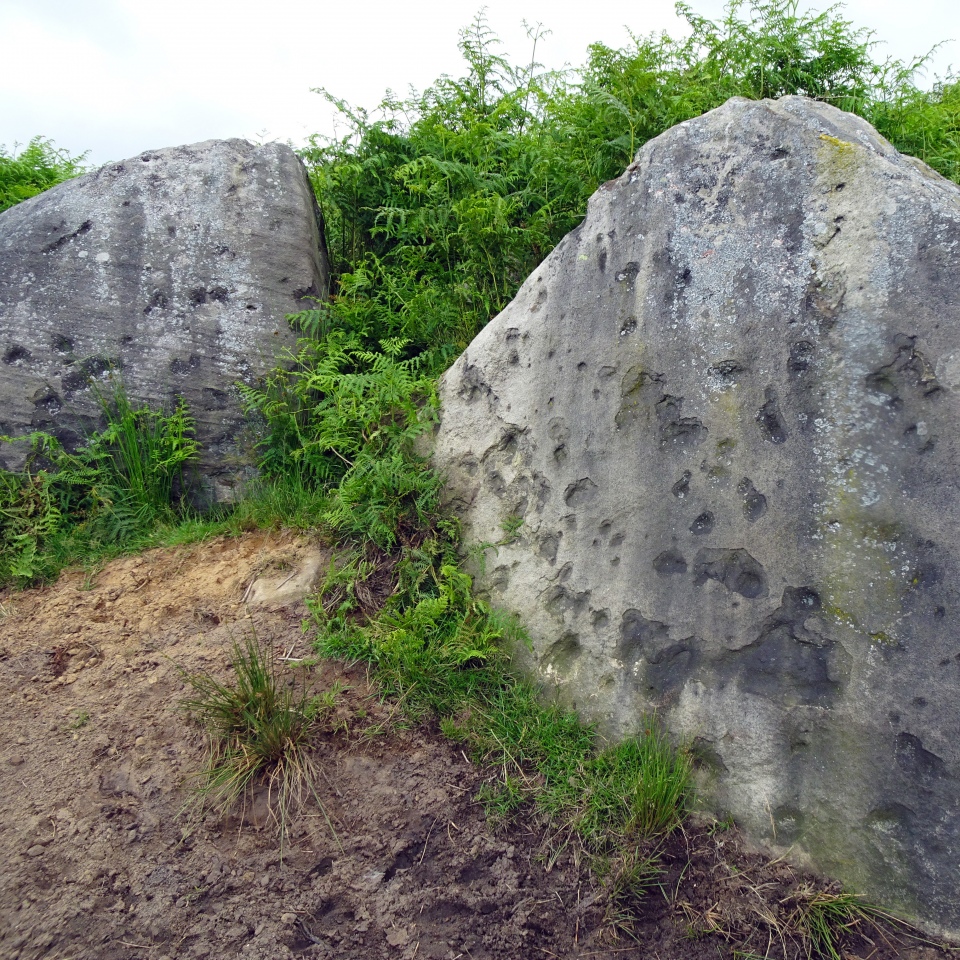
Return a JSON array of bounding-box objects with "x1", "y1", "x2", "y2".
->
[
  {"x1": 301, "y1": 0, "x2": 958, "y2": 374},
  {"x1": 2, "y1": 0, "x2": 958, "y2": 943},
  {"x1": 0, "y1": 136, "x2": 88, "y2": 213},
  {"x1": 0, "y1": 377, "x2": 199, "y2": 585}
]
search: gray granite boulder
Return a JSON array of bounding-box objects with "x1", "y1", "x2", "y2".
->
[
  {"x1": 0, "y1": 139, "x2": 329, "y2": 499},
  {"x1": 433, "y1": 96, "x2": 960, "y2": 935}
]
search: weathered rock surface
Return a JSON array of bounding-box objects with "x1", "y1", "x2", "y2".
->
[
  {"x1": 0, "y1": 138, "x2": 328, "y2": 498},
  {"x1": 433, "y1": 96, "x2": 960, "y2": 935}
]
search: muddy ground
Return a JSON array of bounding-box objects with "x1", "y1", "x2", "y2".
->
[{"x1": 0, "y1": 532, "x2": 956, "y2": 960}]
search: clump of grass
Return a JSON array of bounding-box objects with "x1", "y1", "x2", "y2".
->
[
  {"x1": 787, "y1": 886, "x2": 891, "y2": 960},
  {"x1": 576, "y1": 732, "x2": 692, "y2": 844},
  {"x1": 178, "y1": 631, "x2": 339, "y2": 848}
]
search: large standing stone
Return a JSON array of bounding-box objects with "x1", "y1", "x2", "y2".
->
[
  {"x1": 0, "y1": 139, "x2": 328, "y2": 498},
  {"x1": 433, "y1": 96, "x2": 960, "y2": 935}
]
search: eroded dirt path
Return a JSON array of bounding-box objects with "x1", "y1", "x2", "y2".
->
[
  {"x1": 0, "y1": 533, "x2": 954, "y2": 960},
  {"x1": 0, "y1": 533, "x2": 603, "y2": 960}
]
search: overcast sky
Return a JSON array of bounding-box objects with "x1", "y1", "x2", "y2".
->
[{"x1": 1, "y1": 0, "x2": 956, "y2": 167}]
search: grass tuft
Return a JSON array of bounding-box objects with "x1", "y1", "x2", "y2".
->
[
  {"x1": 787, "y1": 886, "x2": 886, "y2": 960},
  {"x1": 178, "y1": 631, "x2": 339, "y2": 850}
]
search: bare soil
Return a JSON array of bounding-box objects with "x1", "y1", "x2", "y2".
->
[{"x1": 0, "y1": 532, "x2": 955, "y2": 960}]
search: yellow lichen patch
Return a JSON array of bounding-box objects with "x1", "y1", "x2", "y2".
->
[
  {"x1": 819, "y1": 133, "x2": 854, "y2": 151},
  {"x1": 816, "y1": 132, "x2": 861, "y2": 186}
]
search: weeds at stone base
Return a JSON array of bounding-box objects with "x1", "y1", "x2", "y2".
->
[
  {"x1": 177, "y1": 630, "x2": 342, "y2": 855},
  {"x1": 675, "y1": 828, "x2": 948, "y2": 960}
]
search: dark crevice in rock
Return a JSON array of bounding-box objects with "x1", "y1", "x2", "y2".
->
[
  {"x1": 756, "y1": 387, "x2": 788, "y2": 444},
  {"x1": 43, "y1": 219, "x2": 92, "y2": 253}
]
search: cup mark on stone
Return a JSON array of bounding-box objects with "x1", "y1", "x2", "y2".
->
[
  {"x1": 693, "y1": 547, "x2": 767, "y2": 598},
  {"x1": 542, "y1": 583, "x2": 590, "y2": 619},
  {"x1": 3, "y1": 345, "x2": 31, "y2": 365},
  {"x1": 866, "y1": 334, "x2": 941, "y2": 404},
  {"x1": 616, "y1": 366, "x2": 664, "y2": 428},
  {"x1": 714, "y1": 586, "x2": 848, "y2": 705},
  {"x1": 457, "y1": 363, "x2": 492, "y2": 404},
  {"x1": 618, "y1": 609, "x2": 670, "y2": 664},
  {"x1": 615, "y1": 262, "x2": 639, "y2": 287},
  {"x1": 143, "y1": 289, "x2": 169, "y2": 315},
  {"x1": 547, "y1": 417, "x2": 568, "y2": 442},
  {"x1": 169, "y1": 355, "x2": 202, "y2": 375},
  {"x1": 564, "y1": 477, "x2": 598, "y2": 508},
  {"x1": 653, "y1": 549, "x2": 687, "y2": 576},
  {"x1": 789, "y1": 340, "x2": 814, "y2": 373},
  {"x1": 706, "y1": 359, "x2": 746, "y2": 390},
  {"x1": 672, "y1": 471, "x2": 692, "y2": 499},
  {"x1": 487, "y1": 565, "x2": 510, "y2": 592},
  {"x1": 591, "y1": 608, "x2": 610, "y2": 629},
  {"x1": 542, "y1": 633, "x2": 582, "y2": 678},
  {"x1": 738, "y1": 478, "x2": 767, "y2": 521},
  {"x1": 497, "y1": 427, "x2": 522, "y2": 454},
  {"x1": 202, "y1": 388, "x2": 230, "y2": 411},
  {"x1": 485, "y1": 470, "x2": 507, "y2": 498},
  {"x1": 894, "y1": 733, "x2": 946, "y2": 781},
  {"x1": 537, "y1": 534, "x2": 561, "y2": 564},
  {"x1": 690, "y1": 511, "x2": 715, "y2": 535},
  {"x1": 657, "y1": 395, "x2": 707, "y2": 448},
  {"x1": 61, "y1": 355, "x2": 115, "y2": 393},
  {"x1": 31, "y1": 386, "x2": 62, "y2": 416}
]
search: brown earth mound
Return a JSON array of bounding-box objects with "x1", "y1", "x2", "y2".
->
[{"x1": 0, "y1": 533, "x2": 953, "y2": 959}]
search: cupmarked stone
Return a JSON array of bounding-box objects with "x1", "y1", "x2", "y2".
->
[
  {"x1": 434, "y1": 96, "x2": 960, "y2": 936},
  {"x1": 0, "y1": 139, "x2": 329, "y2": 500}
]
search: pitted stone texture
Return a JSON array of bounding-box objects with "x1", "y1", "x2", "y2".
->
[
  {"x1": 0, "y1": 139, "x2": 329, "y2": 499},
  {"x1": 434, "y1": 97, "x2": 960, "y2": 936}
]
